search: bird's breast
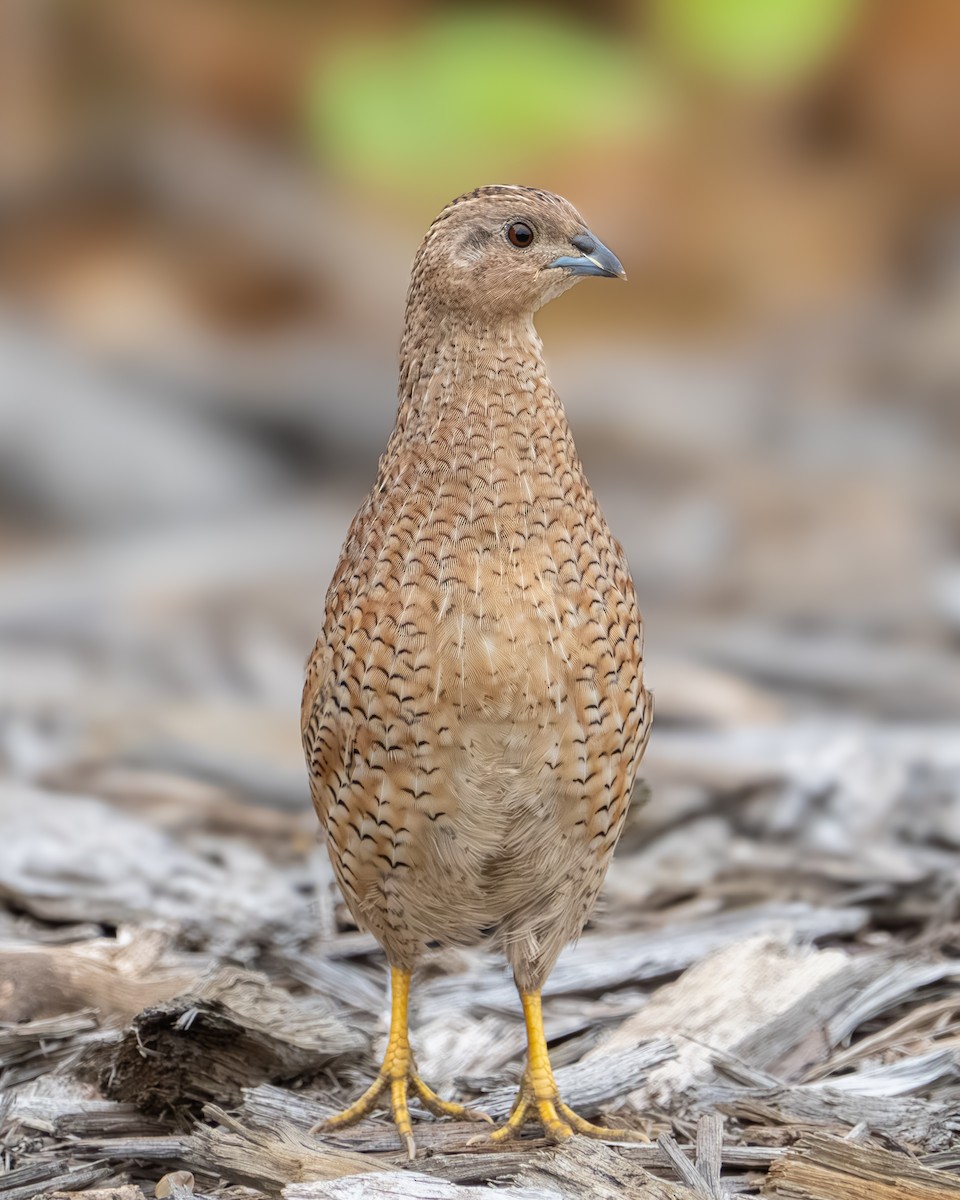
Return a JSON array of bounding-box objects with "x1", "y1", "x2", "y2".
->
[{"x1": 341, "y1": 418, "x2": 643, "y2": 735}]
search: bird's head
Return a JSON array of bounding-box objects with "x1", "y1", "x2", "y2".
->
[{"x1": 408, "y1": 185, "x2": 625, "y2": 325}]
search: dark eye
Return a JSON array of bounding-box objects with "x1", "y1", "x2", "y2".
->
[{"x1": 507, "y1": 222, "x2": 534, "y2": 248}]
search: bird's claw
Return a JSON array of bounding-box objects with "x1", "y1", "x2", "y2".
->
[
  {"x1": 482, "y1": 1071, "x2": 650, "y2": 1145},
  {"x1": 312, "y1": 1068, "x2": 491, "y2": 1160}
]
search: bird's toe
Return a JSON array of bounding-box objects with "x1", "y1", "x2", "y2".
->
[
  {"x1": 556, "y1": 1100, "x2": 650, "y2": 1142},
  {"x1": 410, "y1": 1073, "x2": 492, "y2": 1124}
]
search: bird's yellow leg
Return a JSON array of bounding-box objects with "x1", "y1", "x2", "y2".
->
[
  {"x1": 490, "y1": 989, "x2": 649, "y2": 1144},
  {"x1": 312, "y1": 967, "x2": 491, "y2": 1159}
]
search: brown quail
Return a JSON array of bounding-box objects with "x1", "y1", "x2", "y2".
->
[{"x1": 302, "y1": 185, "x2": 652, "y2": 1156}]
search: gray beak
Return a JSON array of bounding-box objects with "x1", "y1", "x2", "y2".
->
[{"x1": 547, "y1": 230, "x2": 626, "y2": 280}]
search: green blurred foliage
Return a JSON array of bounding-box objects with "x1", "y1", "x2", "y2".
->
[
  {"x1": 309, "y1": 11, "x2": 663, "y2": 198},
  {"x1": 655, "y1": 0, "x2": 862, "y2": 86}
]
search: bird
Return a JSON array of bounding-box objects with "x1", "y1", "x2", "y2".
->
[{"x1": 302, "y1": 185, "x2": 652, "y2": 1158}]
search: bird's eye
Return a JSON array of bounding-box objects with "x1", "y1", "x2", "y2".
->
[{"x1": 507, "y1": 222, "x2": 534, "y2": 248}]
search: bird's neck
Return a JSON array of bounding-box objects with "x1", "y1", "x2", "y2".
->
[{"x1": 390, "y1": 313, "x2": 575, "y2": 465}]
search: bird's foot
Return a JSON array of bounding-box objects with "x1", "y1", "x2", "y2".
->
[
  {"x1": 314, "y1": 1066, "x2": 491, "y2": 1159},
  {"x1": 310, "y1": 969, "x2": 491, "y2": 1158},
  {"x1": 311, "y1": 1024, "x2": 491, "y2": 1159},
  {"x1": 486, "y1": 1068, "x2": 650, "y2": 1144}
]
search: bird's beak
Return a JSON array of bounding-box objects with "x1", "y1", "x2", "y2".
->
[{"x1": 547, "y1": 230, "x2": 626, "y2": 280}]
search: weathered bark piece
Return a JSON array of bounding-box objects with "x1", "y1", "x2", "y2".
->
[
  {"x1": 407, "y1": 1149, "x2": 551, "y2": 1186},
  {"x1": 512, "y1": 1137, "x2": 706, "y2": 1200},
  {"x1": 8, "y1": 1093, "x2": 172, "y2": 1139},
  {"x1": 239, "y1": 1084, "x2": 335, "y2": 1131},
  {"x1": 0, "y1": 1009, "x2": 104, "y2": 1090},
  {"x1": 189, "y1": 1105, "x2": 387, "y2": 1190},
  {"x1": 806, "y1": 999, "x2": 960, "y2": 1080},
  {"x1": 86, "y1": 970, "x2": 367, "y2": 1116},
  {"x1": 763, "y1": 1132, "x2": 960, "y2": 1198},
  {"x1": 0, "y1": 1161, "x2": 118, "y2": 1200},
  {"x1": 694, "y1": 1114, "x2": 725, "y2": 1198},
  {"x1": 805, "y1": 1047, "x2": 960, "y2": 1095},
  {"x1": 595, "y1": 936, "x2": 848, "y2": 1109},
  {"x1": 657, "y1": 1130, "x2": 730, "y2": 1200},
  {"x1": 47, "y1": 1135, "x2": 192, "y2": 1165},
  {"x1": 282, "y1": 1139, "x2": 711, "y2": 1198},
  {"x1": 423, "y1": 1142, "x2": 786, "y2": 1185},
  {"x1": 48, "y1": 1189, "x2": 147, "y2": 1200},
  {"x1": 284, "y1": 1176, "x2": 561, "y2": 1200},
  {"x1": 819, "y1": 961, "x2": 960, "y2": 1051},
  {"x1": 710, "y1": 1082, "x2": 960, "y2": 1152},
  {"x1": 719, "y1": 957, "x2": 959, "y2": 1088}
]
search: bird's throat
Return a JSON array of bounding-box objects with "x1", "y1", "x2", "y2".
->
[{"x1": 392, "y1": 315, "x2": 573, "y2": 476}]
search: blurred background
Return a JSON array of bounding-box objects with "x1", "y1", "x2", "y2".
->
[{"x1": 1, "y1": 0, "x2": 959, "y2": 899}]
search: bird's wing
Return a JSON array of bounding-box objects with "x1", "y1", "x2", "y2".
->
[{"x1": 301, "y1": 630, "x2": 361, "y2": 829}]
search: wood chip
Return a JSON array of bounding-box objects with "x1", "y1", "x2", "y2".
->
[
  {"x1": 764, "y1": 1132, "x2": 960, "y2": 1198},
  {"x1": 512, "y1": 1136, "x2": 706, "y2": 1199},
  {"x1": 85, "y1": 969, "x2": 366, "y2": 1116},
  {"x1": 190, "y1": 1105, "x2": 387, "y2": 1190}
]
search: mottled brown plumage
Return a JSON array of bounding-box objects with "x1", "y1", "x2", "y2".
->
[{"x1": 302, "y1": 185, "x2": 652, "y2": 1154}]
